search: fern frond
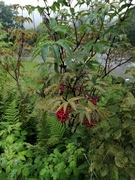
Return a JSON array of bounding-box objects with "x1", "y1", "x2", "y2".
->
[
  {"x1": 36, "y1": 112, "x2": 67, "y2": 153},
  {"x1": 3, "y1": 99, "x2": 20, "y2": 122},
  {"x1": 48, "y1": 115, "x2": 66, "y2": 139}
]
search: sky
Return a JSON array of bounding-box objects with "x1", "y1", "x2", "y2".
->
[
  {"x1": 2, "y1": 0, "x2": 135, "y2": 29},
  {"x1": 4, "y1": 0, "x2": 45, "y2": 6}
]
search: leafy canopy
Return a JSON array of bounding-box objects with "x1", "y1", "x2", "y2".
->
[{"x1": 0, "y1": 1, "x2": 18, "y2": 28}]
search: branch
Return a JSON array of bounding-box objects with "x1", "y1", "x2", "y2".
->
[
  {"x1": 102, "y1": 56, "x2": 132, "y2": 78},
  {"x1": 68, "y1": 1, "x2": 79, "y2": 50},
  {"x1": 0, "y1": 61, "x2": 16, "y2": 81},
  {"x1": 73, "y1": 32, "x2": 86, "y2": 52},
  {"x1": 103, "y1": 36, "x2": 116, "y2": 75}
]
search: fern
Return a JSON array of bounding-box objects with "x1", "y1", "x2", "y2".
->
[
  {"x1": 3, "y1": 99, "x2": 20, "y2": 122},
  {"x1": 37, "y1": 112, "x2": 67, "y2": 153},
  {"x1": 0, "y1": 95, "x2": 4, "y2": 122},
  {"x1": 48, "y1": 115, "x2": 66, "y2": 138}
]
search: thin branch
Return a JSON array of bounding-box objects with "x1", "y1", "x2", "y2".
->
[
  {"x1": 120, "y1": 0, "x2": 133, "y2": 22},
  {"x1": 73, "y1": 32, "x2": 86, "y2": 52},
  {"x1": 68, "y1": 1, "x2": 79, "y2": 50},
  {"x1": 102, "y1": 56, "x2": 132, "y2": 78},
  {"x1": 103, "y1": 36, "x2": 116, "y2": 75},
  {"x1": 0, "y1": 61, "x2": 16, "y2": 81}
]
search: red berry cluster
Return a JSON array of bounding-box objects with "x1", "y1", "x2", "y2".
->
[
  {"x1": 89, "y1": 95, "x2": 100, "y2": 106},
  {"x1": 56, "y1": 108, "x2": 70, "y2": 122},
  {"x1": 85, "y1": 119, "x2": 96, "y2": 128},
  {"x1": 59, "y1": 84, "x2": 67, "y2": 94}
]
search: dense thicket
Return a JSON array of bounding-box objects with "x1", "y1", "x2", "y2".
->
[{"x1": 0, "y1": 0, "x2": 135, "y2": 179}]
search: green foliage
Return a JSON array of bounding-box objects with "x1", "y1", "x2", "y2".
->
[
  {"x1": 39, "y1": 143, "x2": 87, "y2": 180},
  {"x1": 86, "y1": 78, "x2": 135, "y2": 179},
  {"x1": 36, "y1": 112, "x2": 67, "y2": 153},
  {"x1": 126, "y1": 10, "x2": 135, "y2": 46},
  {"x1": 0, "y1": 0, "x2": 135, "y2": 180}
]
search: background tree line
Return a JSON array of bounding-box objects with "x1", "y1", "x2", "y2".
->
[
  {"x1": 126, "y1": 9, "x2": 135, "y2": 46},
  {"x1": 0, "y1": 1, "x2": 19, "y2": 29},
  {"x1": 0, "y1": 0, "x2": 135, "y2": 46}
]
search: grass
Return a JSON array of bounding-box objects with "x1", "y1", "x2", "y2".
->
[{"x1": 0, "y1": 58, "x2": 42, "y2": 98}]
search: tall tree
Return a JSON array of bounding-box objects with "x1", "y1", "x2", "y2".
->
[
  {"x1": 126, "y1": 10, "x2": 135, "y2": 46},
  {"x1": 0, "y1": 1, "x2": 18, "y2": 29}
]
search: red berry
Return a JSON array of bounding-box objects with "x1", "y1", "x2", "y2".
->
[
  {"x1": 56, "y1": 107, "x2": 70, "y2": 122},
  {"x1": 88, "y1": 95, "x2": 100, "y2": 106},
  {"x1": 84, "y1": 119, "x2": 96, "y2": 128},
  {"x1": 59, "y1": 84, "x2": 67, "y2": 93}
]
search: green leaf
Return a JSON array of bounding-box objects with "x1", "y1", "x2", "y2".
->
[
  {"x1": 25, "y1": 150, "x2": 34, "y2": 157},
  {"x1": 84, "y1": 41, "x2": 93, "y2": 53},
  {"x1": 96, "y1": 79, "x2": 110, "y2": 86},
  {"x1": 100, "y1": 165, "x2": 108, "y2": 177},
  {"x1": 109, "y1": 115, "x2": 121, "y2": 127},
  {"x1": 36, "y1": 34, "x2": 49, "y2": 45},
  {"x1": 14, "y1": 130, "x2": 20, "y2": 136},
  {"x1": 1, "y1": 159, "x2": 8, "y2": 169},
  {"x1": 32, "y1": 41, "x2": 53, "y2": 61},
  {"x1": 21, "y1": 130, "x2": 27, "y2": 135},
  {"x1": 34, "y1": 156, "x2": 41, "y2": 164},
  {"x1": 6, "y1": 134, "x2": 14, "y2": 144},
  {"x1": 6, "y1": 165, "x2": 11, "y2": 173},
  {"x1": 85, "y1": 110, "x2": 91, "y2": 121},
  {"x1": 109, "y1": 146, "x2": 123, "y2": 156},
  {"x1": 52, "y1": 44, "x2": 60, "y2": 64},
  {"x1": 56, "y1": 40, "x2": 72, "y2": 55},
  {"x1": 112, "y1": 129, "x2": 121, "y2": 139},
  {"x1": 69, "y1": 161, "x2": 76, "y2": 168},
  {"x1": 40, "y1": 168, "x2": 46, "y2": 176},
  {"x1": 68, "y1": 101, "x2": 77, "y2": 111},
  {"x1": 16, "y1": 144, "x2": 25, "y2": 152},
  {"x1": 65, "y1": 168, "x2": 72, "y2": 175},
  {"x1": 31, "y1": 47, "x2": 42, "y2": 60},
  {"x1": 94, "y1": 42, "x2": 104, "y2": 54},
  {"x1": 57, "y1": 162, "x2": 66, "y2": 172},
  {"x1": 18, "y1": 153, "x2": 26, "y2": 161},
  {"x1": 55, "y1": 26, "x2": 68, "y2": 34},
  {"x1": 70, "y1": 7, "x2": 75, "y2": 14},
  {"x1": 122, "y1": 119, "x2": 134, "y2": 129},
  {"x1": 52, "y1": 1, "x2": 60, "y2": 9},
  {"x1": 89, "y1": 13, "x2": 96, "y2": 22},
  {"x1": 94, "y1": 85, "x2": 106, "y2": 92},
  {"x1": 73, "y1": 168, "x2": 79, "y2": 176},
  {"x1": 79, "y1": 111, "x2": 85, "y2": 124},
  {"x1": 69, "y1": 96, "x2": 83, "y2": 101},
  {"x1": 41, "y1": 45, "x2": 49, "y2": 63},
  {"x1": 22, "y1": 167, "x2": 30, "y2": 176},
  {"x1": 97, "y1": 108, "x2": 109, "y2": 120},
  {"x1": 89, "y1": 162, "x2": 102, "y2": 172},
  {"x1": 99, "y1": 14, "x2": 105, "y2": 23},
  {"x1": 63, "y1": 102, "x2": 69, "y2": 113},
  {"x1": 50, "y1": 17, "x2": 57, "y2": 30},
  {"x1": 115, "y1": 156, "x2": 127, "y2": 168},
  {"x1": 51, "y1": 172, "x2": 60, "y2": 180}
]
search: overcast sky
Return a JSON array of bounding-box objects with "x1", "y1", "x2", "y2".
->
[
  {"x1": 3, "y1": 0, "x2": 135, "y2": 29},
  {"x1": 4, "y1": 0, "x2": 45, "y2": 6}
]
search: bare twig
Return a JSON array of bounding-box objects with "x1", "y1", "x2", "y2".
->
[{"x1": 102, "y1": 56, "x2": 132, "y2": 78}]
